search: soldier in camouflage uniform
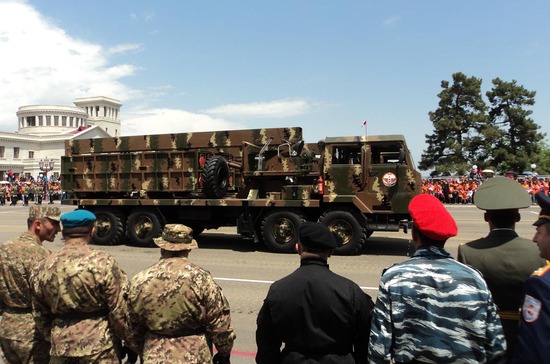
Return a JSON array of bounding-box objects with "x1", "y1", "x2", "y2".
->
[
  {"x1": 30, "y1": 209, "x2": 130, "y2": 364},
  {"x1": 0, "y1": 206, "x2": 61, "y2": 363},
  {"x1": 126, "y1": 224, "x2": 236, "y2": 364},
  {"x1": 0, "y1": 186, "x2": 6, "y2": 205},
  {"x1": 368, "y1": 194, "x2": 507, "y2": 363}
]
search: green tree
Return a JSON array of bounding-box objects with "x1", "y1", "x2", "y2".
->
[
  {"x1": 486, "y1": 78, "x2": 545, "y2": 174},
  {"x1": 537, "y1": 141, "x2": 550, "y2": 175},
  {"x1": 419, "y1": 72, "x2": 490, "y2": 175}
]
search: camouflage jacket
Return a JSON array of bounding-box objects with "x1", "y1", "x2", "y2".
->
[
  {"x1": 369, "y1": 246, "x2": 506, "y2": 363},
  {"x1": 0, "y1": 232, "x2": 50, "y2": 340},
  {"x1": 127, "y1": 256, "x2": 236, "y2": 363},
  {"x1": 30, "y1": 241, "x2": 129, "y2": 357}
]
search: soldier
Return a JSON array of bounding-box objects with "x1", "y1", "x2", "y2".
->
[
  {"x1": 30, "y1": 209, "x2": 130, "y2": 363},
  {"x1": 256, "y1": 222, "x2": 375, "y2": 363},
  {"x1": 513, "y1": 193, "x2": 550, "y2": 363},
  {"x1": 126, "y1": 224, "x2": 235, "y2": 363},
  {"x1": 369, "y1": 194, "x2": 506, "y2": 363},
  {"x1": 28, "y1": 183, "x2": 35, "y2": 205},
  {"x1": 0, "y1": 185, "x2": 6, "y2": 205},
  {"x1": 457, "y1": 176, "x2": 546, "y2": 359},
  {"x1": 0, "y1": 206, "x2": 61, "y2": 363}
]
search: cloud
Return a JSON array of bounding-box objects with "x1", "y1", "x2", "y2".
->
[
  {"x1": 383, "y1": 15, "x2": 400, "y2": 27},
  {"x1": 107, "y1": 43, "x2": 143, "y2": 55},
  {"x1": 205, "y1": 99, "x2": 312, "y2": 118},
  {"x1": 122, "y1": 108, "x2": 244, "y2": 136},
  {"x1": 0, "y1": 1, "x2": 140, "y2": 131}
]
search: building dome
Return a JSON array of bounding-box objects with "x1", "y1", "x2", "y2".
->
[{"x1": 16, "y1": 105, "x2": 88, "y2": 136}]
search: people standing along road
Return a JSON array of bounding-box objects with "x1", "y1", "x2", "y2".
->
[
  {"x1": 126, "y1": 224, "x2": 236, "y2": 364},
  {"x1": 30, "y1": 209, "x2": 130, "y2": 363},
  {"x1": 513, "y1": 192, "x2": 550, "y2": 363},
  {"x1": 256, "y1": 222, "x2": 375, "y2": 364},
  {"x1": 457, "y1": 176, "x2": 546, "y2": 360},
  {"x1": 0, "y1": 206, "x2": 61, "y2": 364},
  {"x1": 369, "y1": 194, "x2": 506, "y2": 363}
]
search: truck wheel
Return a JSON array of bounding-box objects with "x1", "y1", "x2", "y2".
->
[
  {"x1": 319, "y1": 209, "x2": 367, "y2": 255},
  {"x1": 127, "y1": 210, "x2": 163, "y2": 247},
  {"x1": 261, "y1": 211, "x2": 305, "y2": 253},
  {"x1": 92, "y1": 210, "x2": 125, "y2": 245},
  {"x1": 203, "y1": 155, "x2": 229, "y2": 198}
]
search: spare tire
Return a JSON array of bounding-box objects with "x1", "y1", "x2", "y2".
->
[{"x1": 203, "y1": 155, "x2": 229, "y2": 198}]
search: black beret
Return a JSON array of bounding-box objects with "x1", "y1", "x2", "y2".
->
[{"x1": 299, "y1": 222, "x2": 337, "y2": 251}]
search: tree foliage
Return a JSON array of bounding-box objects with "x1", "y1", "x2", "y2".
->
[
  {"x1": 419, "y1": 73, "x2": 489, "y2": 175},
  {"x1": 420, "y1": 73, "x2": 546, "y2": 175}
]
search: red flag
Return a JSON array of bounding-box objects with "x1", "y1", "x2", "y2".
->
[{"x1": 362, "y1": 120, "x2": 367, "y2": 127}]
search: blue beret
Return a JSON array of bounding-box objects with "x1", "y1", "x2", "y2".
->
[
  {"x1": 61, "y1": 210, "x2": 96, "y2": 228},
  {"x1": 299, "y1": 222, "x2": 338, "y2": 250}
]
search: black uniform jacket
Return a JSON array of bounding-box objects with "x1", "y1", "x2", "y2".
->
[{"x1": 256, "y1": 258, "x2": 374, "y2": 364}]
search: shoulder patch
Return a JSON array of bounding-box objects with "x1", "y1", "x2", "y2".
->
[
  {"x1": 523, "y1": 295, "x2": 542, "y2": 322},
  {"x1": 532, "y1": 264, "x2": 550, "y2": 277}
]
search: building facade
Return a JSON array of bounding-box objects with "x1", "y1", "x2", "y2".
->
[{"x1": 0, "y1": 96, "x2": 121, "y2": 180}]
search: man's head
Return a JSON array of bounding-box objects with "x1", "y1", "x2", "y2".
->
[
  {"x1": 409, "y1": 194, "x2": 457, "y2": 248},
  {"x1": 533, "y1": 192, "x2": 550, "y2": 259},
  {"x1": 60, "y1": 209, "x2": 96, "y2": 239},
  {"x1": 474, "y1": 176, "x2": 532, "y2": 229},
  {"x1": 154, "y1": 224, "x2": 198, "y2": 254},
  {"x1": 28, "y1": 206, "x2": 61, "y2": 242},
  {"x1": 296, "y1": 222, "x2": 337, "y2": 259}
]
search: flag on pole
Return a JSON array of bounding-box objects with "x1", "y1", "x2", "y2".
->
[{"x1": 362, "y1": 120, "x2": 367, "y2": 127}]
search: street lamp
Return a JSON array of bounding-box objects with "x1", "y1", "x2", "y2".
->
[{"x1": 39, "y1": 157, "x2": 55, "y2": 204}]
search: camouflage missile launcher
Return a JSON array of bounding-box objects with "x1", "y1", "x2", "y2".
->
[{"x1": 62, "y1": 127, "x2": 421, "y2": 255}]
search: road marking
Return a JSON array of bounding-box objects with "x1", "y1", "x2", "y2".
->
[{"x1": 213, "y1": 276, "x2": 378, "y2": 291}]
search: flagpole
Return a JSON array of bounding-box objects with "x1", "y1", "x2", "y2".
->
[{"x1": 362, "y1": 120, "x2": 367, "y2": 140}]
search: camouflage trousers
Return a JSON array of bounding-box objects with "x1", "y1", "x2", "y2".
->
[
  {"x1": 49, "y1": 347, "x2": 119, "y2": 364},
  {"x1": 0, "y1": 337, "x2": 50, "y2": 364}
]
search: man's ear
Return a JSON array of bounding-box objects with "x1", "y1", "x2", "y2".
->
[
  {"x1": 515, "y1": 212, "x2": 521, "y2": 223},
  {"x1": 484, "y1": 212, "x2": 489, "y2": 222},
  {"x1": 295, "y1": 243, "x2": 302, "y2": 255}
]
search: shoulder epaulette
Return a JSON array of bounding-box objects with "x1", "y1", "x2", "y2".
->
[{"x1": 532, "y1": 264, "x2": 550, "y2": 277}]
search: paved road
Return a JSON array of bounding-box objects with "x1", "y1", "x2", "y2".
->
[{"x1": 0, "y1": 202, "x2": 542, "y2": 363}]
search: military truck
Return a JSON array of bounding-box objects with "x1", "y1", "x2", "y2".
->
[{"x1": 61, "y1": 126, "x2": 422, "y2": 255}]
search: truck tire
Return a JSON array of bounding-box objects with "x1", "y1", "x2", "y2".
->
[
  {"x1": 127, "y1": 210, "x2": 163, "y2": 247},
  {"x1": 319, "y1": 209, "x2": 367, "y2": 255},
  {"x1": 203, "y1": 155, "x2": 229, "y2": 198},
  {"x1": 261, "y1": 210, "x2": 305, "y2": 253},
  {"x1": 91, "y1": 209, "x2": 125, "y2": 245}
]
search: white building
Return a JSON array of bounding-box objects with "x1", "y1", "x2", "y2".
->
[{"x1": 0, "y1": 96, "x2": 121, "y2": 180}]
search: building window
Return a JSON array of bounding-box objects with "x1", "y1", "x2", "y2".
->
[
  {"x1": 29, "y1": 151, "x2": 34, "y2": 159},
  {"x1": 46, "y1": 115, "x2": 51, "y2": 126},
  {"x1": 27, "y1": 116, "x2": 36, "y2": 127},
  {"x1": 62, "y1": 116, "x2": 67, "y2": 126},
  {"x1": 14, "y1": 147, "x2": 20, "y2": 159},
  {"x1": 38, "y1": 116, "x2": 43, "y2": 126},
  {"x1": 0, "y1": 146, "x2": 4, "y2": 158},
  {"x1": 69, "y1": 117, "x2": 74, "y2": 127},
  {"x1": 54, "y1": 115, "x2": 59, "y2": 126}
]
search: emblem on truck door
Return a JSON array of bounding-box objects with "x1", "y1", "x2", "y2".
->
[{"x1": 382, "y1": 172, "x2": 397, "y2": 187}]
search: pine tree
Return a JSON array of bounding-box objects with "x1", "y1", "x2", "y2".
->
[{"x1": 419, "y1": 72, "x2": 490, "y2": 175}]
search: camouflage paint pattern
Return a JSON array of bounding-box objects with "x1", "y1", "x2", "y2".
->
[
  {"x1": 127, "y1": 256, "x2": 235, "y2": 362},
  {"x1": 30, "y1": 242, "x2": 129, "y2": 357},
  {"x1": 0, "y1": 232, "x2": 51, "y2": 361}
]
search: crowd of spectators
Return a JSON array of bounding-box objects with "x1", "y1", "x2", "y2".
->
[
  {"x1": 1, "y1": 171, "x2": 63, "y2": 206},
  {"x1": 422, "y1": 174, "x2": 549, "y2": 204}
]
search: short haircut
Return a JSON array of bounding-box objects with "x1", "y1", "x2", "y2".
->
[
  {"x1": 63, "y1": 222, "x2": 95, "y2": 238},
  {"x1": 486, "y1": 209, "x2": 519, "y2": 228},
  {"x1": 414, "y1": 225, "x2": 446, "y2": 246}
]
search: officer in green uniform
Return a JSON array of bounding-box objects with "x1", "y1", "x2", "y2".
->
[{"x1": 458, "y1": 176, "x2": 546, "y2": 360}]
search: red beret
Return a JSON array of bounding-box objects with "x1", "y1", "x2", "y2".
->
[{"x1": 409, "y1": 194, "x2": 457, "y2": 241}]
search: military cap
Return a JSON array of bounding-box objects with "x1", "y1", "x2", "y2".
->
[
  {"x1": 409, "y1": 194, "x2": 457, "y2": 241},
  {"x1": 29, "y1": 206, "x2": 61, "y2": 222},
  {"x1": 154, "y1": 224, "x2": 198, "y2": 251},
  {"x1": 298, "y1": 221, "x2": 338, "y2": 251},
  {"x1": 60, "y1": 209, "x2": 96, "y2": 228},
  {"x1": 534, "y1": 192, "x2": 550, "y2": 226},
  {"x1": 474, "y1": 176, "x2": 531, "y2": 210}
]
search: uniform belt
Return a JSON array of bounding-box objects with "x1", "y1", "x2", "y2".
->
[
  {"x1": 3, "y1": 306, "x2": 32, "y2": 314},
  {"x1": 498, "y1": 310, "x2": 520, "y2": 321},
  {"x1": 55, "y1": 309, "x2": 108, "y2": 320},
  {"x1": 153, "y1": 329, "x2": 205, "y2": 338}
]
